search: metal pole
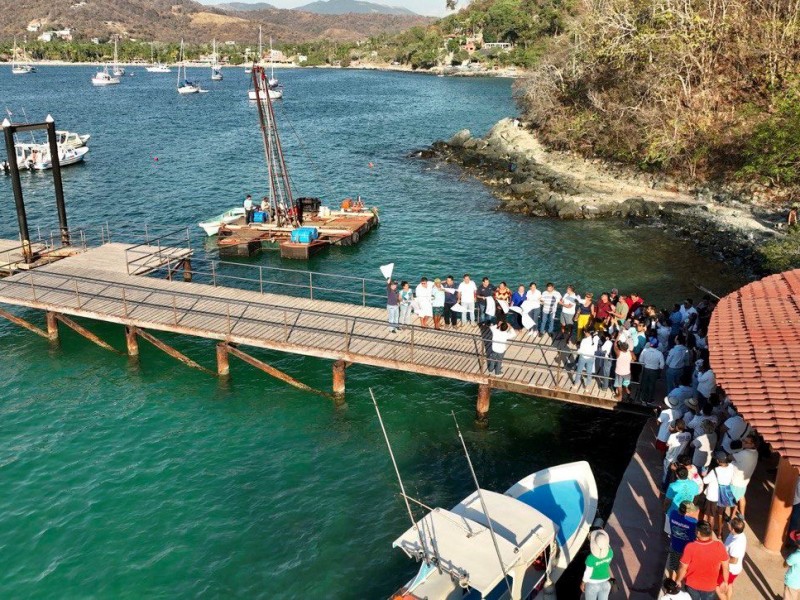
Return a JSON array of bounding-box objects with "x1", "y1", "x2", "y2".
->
[
  {"x1": 46, "y1": 119, "x2": 70, "y2": 246},
  {"x1": 362, "y1": 279, "x2": 366, "y2": 307},
  {"x1": 3, "y1": 124, "x2": 33, "y2": 263},
  {"x1": 259, "y1": 266, "x2": 264, "y2": 294},
  {"x1": 309, "y1": 272, "x2": 314, "y2": 300},
  {"x1": 211, "y1": 261, "x2": 217, "y2": 287}
]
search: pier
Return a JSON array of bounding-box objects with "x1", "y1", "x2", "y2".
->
[{"x1": 0, "y1": 234, "x2": 653, "y2": 418}]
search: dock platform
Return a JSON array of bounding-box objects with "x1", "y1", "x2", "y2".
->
[{"x1": 0, "y1": 242, "x2": 653, "y2": 416}]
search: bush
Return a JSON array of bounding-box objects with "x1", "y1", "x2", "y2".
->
[{"x1": 738, "y1": 94, "x2": 800, "y2": 186}]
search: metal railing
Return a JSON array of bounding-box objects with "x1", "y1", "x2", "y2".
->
[
  {"x1": 0, "y1": 226, "x2": 90, "y2": 274},
  {"x1": 0, "y1": 268, "x2": 644, "y2": 405},
  {"x1": 124, "y1": 227, "x2": 192, "y2": 276}
]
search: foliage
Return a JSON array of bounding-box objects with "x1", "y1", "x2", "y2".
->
[
  {"x1": 738, "y1": 93, "x2": 800, "y2": 186},
  {"x1": 760, "y1": 230, "x2": 800, "y2": 272}
]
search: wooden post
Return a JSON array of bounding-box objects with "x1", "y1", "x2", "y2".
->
[
  {"x1": 216, "y1": 342, "x2": 230, "y2": 376},
  {"x1": 476, "y1": 383, "x2": 491, "y2": 423},
  {"x1": 333, "y1": 359, "x2": 346, "y2": 403},
  {"x1": 46, "y1": 311, "x2": 59, "y2": 342},
  {"x1": 183, "y1": 259, "x2": 192, "y2": 282},
  {"x1": 125, "y1": 326, "x2": 139, "y2": 357},
  {"x1": 764, "y1": 456, "x2": 797, "y2": 551}
]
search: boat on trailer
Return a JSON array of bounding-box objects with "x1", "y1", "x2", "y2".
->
[{"x1": 390, "y1": 461, "x2": 598, "y2": 600}]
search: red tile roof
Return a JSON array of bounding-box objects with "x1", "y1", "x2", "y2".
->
[{"x1": 709, "y1": 269, "x2": 800, "y2": 467}]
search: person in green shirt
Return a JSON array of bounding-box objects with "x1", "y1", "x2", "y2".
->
[{"x1": 581, "y1": 529, "x2": 614, "y2": 600}]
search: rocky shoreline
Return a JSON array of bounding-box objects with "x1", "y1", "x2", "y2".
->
[{"x1": 417, "y1": 118, "x2": 788, "y2": 277}]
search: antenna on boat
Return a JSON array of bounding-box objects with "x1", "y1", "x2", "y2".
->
[
  {"x1": 451, "y1": 410, "x2": 513, "y2": 596},
  {"x1": 369, "y1": 388, "x2": 432, "y2": 566}
]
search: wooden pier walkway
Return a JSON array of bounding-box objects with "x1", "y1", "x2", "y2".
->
[{"x1": 0, "y1": 242, "x2": 652, "y2": 416}]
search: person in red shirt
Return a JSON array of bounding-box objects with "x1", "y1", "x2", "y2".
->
[
  {"x1": 627, "y1": 292, "x2": 644, "y2": 316},
  {"x1": 594, "y1": 293, "x2": 613, "y2": 330},
  {"x1": 676, "y1": 520, "x2": 730, "y2": 600}
]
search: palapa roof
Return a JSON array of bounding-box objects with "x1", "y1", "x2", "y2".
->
[{"x1": 708, "y1": 269, "x2": 800, "y2": 469}]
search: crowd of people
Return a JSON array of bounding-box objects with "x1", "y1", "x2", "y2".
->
[{"x1": 385, "y1": 274, "x2": 715, "y2": 401}]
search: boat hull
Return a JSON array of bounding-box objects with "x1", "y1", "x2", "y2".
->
[
  {"x1": 248, "y1": 88, "x2": 283, "y2": 101},
  {"x1": 178, "y1": 86, "x2": 201, "y2": 95},
  {"x1": 92, "y1": 77, "x2": 120, "y2": 86}
]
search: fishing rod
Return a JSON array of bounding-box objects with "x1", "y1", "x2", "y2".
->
[
  {"x1": 451, "y1": 410, "x2": 513, "y2": 597},
  {"x1": 370, "y1": 388, "x2": 434, "y2": 568}
]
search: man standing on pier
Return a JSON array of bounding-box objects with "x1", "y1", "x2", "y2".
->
[
  {"x1": 443, "y1": 276, "x2": 459, "y2": 328},
  {"x1": 386, "y1": 279, "x2": 399, "y2": 333},
  {"x1": 476, "y1": 277, "x2": 495, "y2": 324},
  {"x1": 244, "y1": 194, "x2": 254, "y2": 224},
  {"x1": 457, "y1": 274, "x2": 477, "y2": 326}
]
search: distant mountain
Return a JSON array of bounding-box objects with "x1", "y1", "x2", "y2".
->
[
  {"x1": 0, "y1": 0, "x2": 430, "y2": 43},
  {"x1": 296, "y1": 0, "x2": 417, "y2": 16},
  {"x1": 214, "y1": 2, "x2": 274, "y2": 11}
]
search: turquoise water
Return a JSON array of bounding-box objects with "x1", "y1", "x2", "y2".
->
[{"x1": 0, "y1": 67, "x2": 743, "y2": 598}]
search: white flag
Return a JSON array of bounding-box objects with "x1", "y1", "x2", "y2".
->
[{"x1": 379, "y1": 262, "x2": 394, "y2": 280}]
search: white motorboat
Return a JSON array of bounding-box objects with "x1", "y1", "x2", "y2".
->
[
  {"x1": 211, "y1": 39, "x2": 223, "y2": 81},
  {"x1": 112, "y1": 37, "x2": 125, "y2": 77},
  {"x1": 390, "y1": 461, "x2": 598, "y2": 600},
  {"x1": 92, "y1": 65, "x2": 120, "y2": 86},
  {"x1": 177, "y1": 40, "x2": 202, "y2": 95},
  {"x1": 198, "y1": 207, "x2": 246, "y2": 236},
  {"x1": 56, "y1": 131, "x2": 91, "y2": 149},
  {"x1": 15, "y1": 143, "x2": 89, "y2": 170},
  {"x1": 11, "y1": 39, "x2": 36, "y2": 74}
]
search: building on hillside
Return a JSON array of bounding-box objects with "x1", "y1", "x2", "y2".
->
[
  {"x1": 483, "y1": 42, "x2": 513, "y2": 52},
  {"x1": 297, "y1": 55, "x2": 308, "y2": 64},
  {"x1": 38, "y1": 28, "x2": 73, "y2": 42}
]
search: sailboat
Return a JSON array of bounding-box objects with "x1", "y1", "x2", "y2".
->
[
  {"x1": 146, "y1": 43, "x2": 171, "y2": 73},
  {"x1": 112, "y1": 37, "x2": 125, "y2": 77},
  {"x1": 92, "y1": 64, "x2": 120, "y2": 86},
  {"x1": 177, "y1": 40, "x2": 201, "y2": 95},
  {"x1": 244, "y1": 26, "x2": 262, "y2": 74},
  {"x1": 211, "y1": 39, "x2": 223, "y2": 81},
  {"x1": 248, "y1": 35, "x2": 283, "y2": 101},
  {"x1": 375, "y1": 398, "x2": 599, "y2": 600},
  {"x1": 11, "y1": 38, "x2": 36, "y2": 74},
  {"x1": 268, "y1": 36, "x2": 279, "y2": 89}
]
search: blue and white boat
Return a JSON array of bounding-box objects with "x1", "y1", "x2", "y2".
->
[{"x1": 390, "y1": 461, "x2": 598, "y2": 600}]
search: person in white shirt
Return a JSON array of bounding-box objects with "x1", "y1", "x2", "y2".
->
[
  {"x1": 243, "y1": 194, "x2": 254, "y2": 223},
  {"x1": 664, "y1": 419, "x2": 692, "y2": 483},
  {"x1": 721, "y1": 517, "x2": 747, "y2": 599},
  {"x1": 639, "y1": 338, "x2": 665, "y2": 404},
  {"x1": 559, "y1": 285, "x2": 579, "y2": 342},
  {"x1": 695, "y1": 361, "x2": 716, "y2": 402},
  {"x1": 573, "y1": 329, "x2": 598, "y2": 388},
  {"x1": 687, "y1": 404, "x2": 718, "y2": 438},
  {"x1": 457, "y1": 274, "x2": 477, "y2": 326},
  {"x1": 488, "y1": 321, "x2": 516, "y2": 375},
  {"x1": 730, "y1": 435, "x2": 759, "y2": 518},
  {"x1": 661, "y1": 577, "x2": 692, "y2": 600},
  {"x1": 525, "y1": 282, "x2": 542, "y2": 335},
  {"x1": 721, "y1": 413, "x2": 752, "y2": 453},
  {"x1": 691, "y1": 420, "x2": 717, "y2": 473},
  {"x1": 665, "y1": 336, "x2": 688, "y2": 392},
  {"x1": 414, "y1": 277, "x2": 433, "y2": 328},
  {"x1": 539, "y1": 282, "x2": 562, "y2": 335},
  {"x1": 595, "y1": 334, "x2": 614, "y2": 390}
]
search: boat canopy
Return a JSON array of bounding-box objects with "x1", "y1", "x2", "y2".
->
[{"x1": 393, "y1": 490, "x2": 556, "y2": 596}]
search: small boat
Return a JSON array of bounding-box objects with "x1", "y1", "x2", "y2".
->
[
  {"x1": 248, "y1": 87, "x2": 283, "y2": 101},
  {"x1": 145, "y1": 43, "x2": 171, "y2": 72},
  {"x1": 211, "y1": 39, "x2": 223, "y2": 81},
  {"x1": 15, "y1": 143, "x2": 89, "y2": 170},
  {"x1": 112, "y1": 37, "x2": 125, "y2": 77},
  {"x1": 268, "y1": 36, "x2": 279, "y2": 89},
  {"x1": 177, "y1": 40, "x2": 202, "y2": 94},
  {"x1": 92, "y1": 65, "x2": 120, "y2": 86},
  {"x1": 11, "y1": 39, "x2": 36, "y2": 74},
  {"x1": 390, "y1": 461, "x2": 598, "y2": 600},
  {"x1": 198, "y1": 207, "x2": 246, "y2": 236},
  {"x1": 56, "y1": 131, "x2": 90, "y2": 149}
]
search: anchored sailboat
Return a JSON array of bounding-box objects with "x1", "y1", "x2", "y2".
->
[
  {"x1": 211, "y1": 39, "x2": 223, "y2": 81},
  {"x1": 248, "y1": 36, "x2": 283, "y2": 101},
  {"x1": 112, "y1": 37, "x2": 125, "y2": 77},
  {"x1": 146, "y1": 43, "x2": 171, "y2": 73},
  {"x1": 177, "y1": 40, "x2": 201, "y2": 95},
  {"x1": 11, "y1": 38, "x2": 36, "y2": 74},
  {"x1": 92, "y1": 64, "x2": 120, "y2": 86}
]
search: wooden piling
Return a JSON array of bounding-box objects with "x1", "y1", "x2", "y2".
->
[
  {"x1": 216, "y1": 342, "x2": 230, "y2": 376},
  {"x1": 183, "y1": 259, "x2": 192, "y2": 282},
  {"x1": 135, "y1": 328, "x2": 211, "y2": 373},
  {"x1": 476, "y1": 383, "x2": 491, "y2": 423},
  {"x1": 332, "y1": 360, "x2": 346, "y2": 402},
  {"x1": 0, "y1": 307, "x2": 49, "y2": 338},
  {"x1": 125, "y1": 325, "x2": 139, "y2": 357},
  {"x1": 226, "y1": 344, "x2": 332, "y2": 398},
  {"x1": 46, "y1": 311, "x2": 59, "y2": 341}
]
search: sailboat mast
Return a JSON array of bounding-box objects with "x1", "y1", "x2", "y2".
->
[
  {"x1": 252, "y1": 68, "x2": 279, "y2": 222},
  {"x1": 370, "y1": 389, "x2": 432, "y2": 566},
  {"x1": 270, "y1": 37, "x2": 275, "y2": 80},
  {"x1": 450, "y1": 411, "x2": 514, "y2": 597}
]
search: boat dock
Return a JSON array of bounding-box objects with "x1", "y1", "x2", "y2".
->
[{"x1": 0, "y1": 235, "x2": 652, "y2": 418}]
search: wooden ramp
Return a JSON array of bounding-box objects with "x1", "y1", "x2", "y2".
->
[{"x1": 0, "y1": 244, "x2": 651, "y2": 415}]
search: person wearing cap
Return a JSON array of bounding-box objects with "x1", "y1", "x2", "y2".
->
[
  {"x1": 720, "y1": 410, "x2": 753, "y2": 453},
  {"x1": 656, "y1": 395, "x2": 685, "y2": 455},
  {"x1": 668, "y1": 500, "x2": 700, "y2": 578},
  {"x1": 676, "y1": 520, "x2": 730, "y2": 600},
  {"x1": 431, "y1": 278, "x2": 445, "y2": 330},
  {"x1": 682, "y1": 396, "x2": 699, "y2": 425},
  {"x1": 386, "y1": 278, "x2": 400, "y2": 333},
  {"x1": 580, "y1": 529, "x2": 613, "y2": 600},
  {"x1": 785, "y1": 530, "x2": 800, "y2": 600},
  {"x1": 720, "y1": 516, "x2": 747, "y2": 600},
  {"x1": 639, "y1": 337, "x2": 665, "y2": 404}
]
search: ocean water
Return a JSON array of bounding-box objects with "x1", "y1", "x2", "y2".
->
[{"x1": 0, "y1": 66, "x2": 743, "y2": 599}]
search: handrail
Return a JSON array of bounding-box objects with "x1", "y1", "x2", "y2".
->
[{"x1": 0, "y1": 269, "x2": 643, "y2": 396}]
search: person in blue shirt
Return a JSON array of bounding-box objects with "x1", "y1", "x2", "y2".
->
[
  {"x1": 786, "y1": 531, "x2": 800, "y2": 600},
  {"x1": 663, "y1": 466, "x2": 699, "y2": 534},
  {"x1": 667, "y1": 501, "x2": 699, "y2": 578}
]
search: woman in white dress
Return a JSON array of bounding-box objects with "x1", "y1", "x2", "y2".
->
[{"x1": 415, "y1": 277, "x2": 433, "y2": 328}]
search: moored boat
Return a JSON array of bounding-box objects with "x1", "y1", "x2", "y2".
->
[
  {"x1": 92, "y1": 65, "x2": 120, "y2": 86},
  {"x1": 198, "y1": 207, "x2": 246, "y2": 236},
  {"x1": 56, "y1": 131, "x2": 90, "y2": 149},
  {"x1": 15, "y1": 143, "x2": 89, "y2": 170},
  {"x1": 177, "y1": 40, "x2": 202, "y2": 95},
  {"x1": 11, "y1": 38, "x2": 36, "y2": 74},
  {"x1": 390, "y1": 461, "x2": 598, "y2": 600}
]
